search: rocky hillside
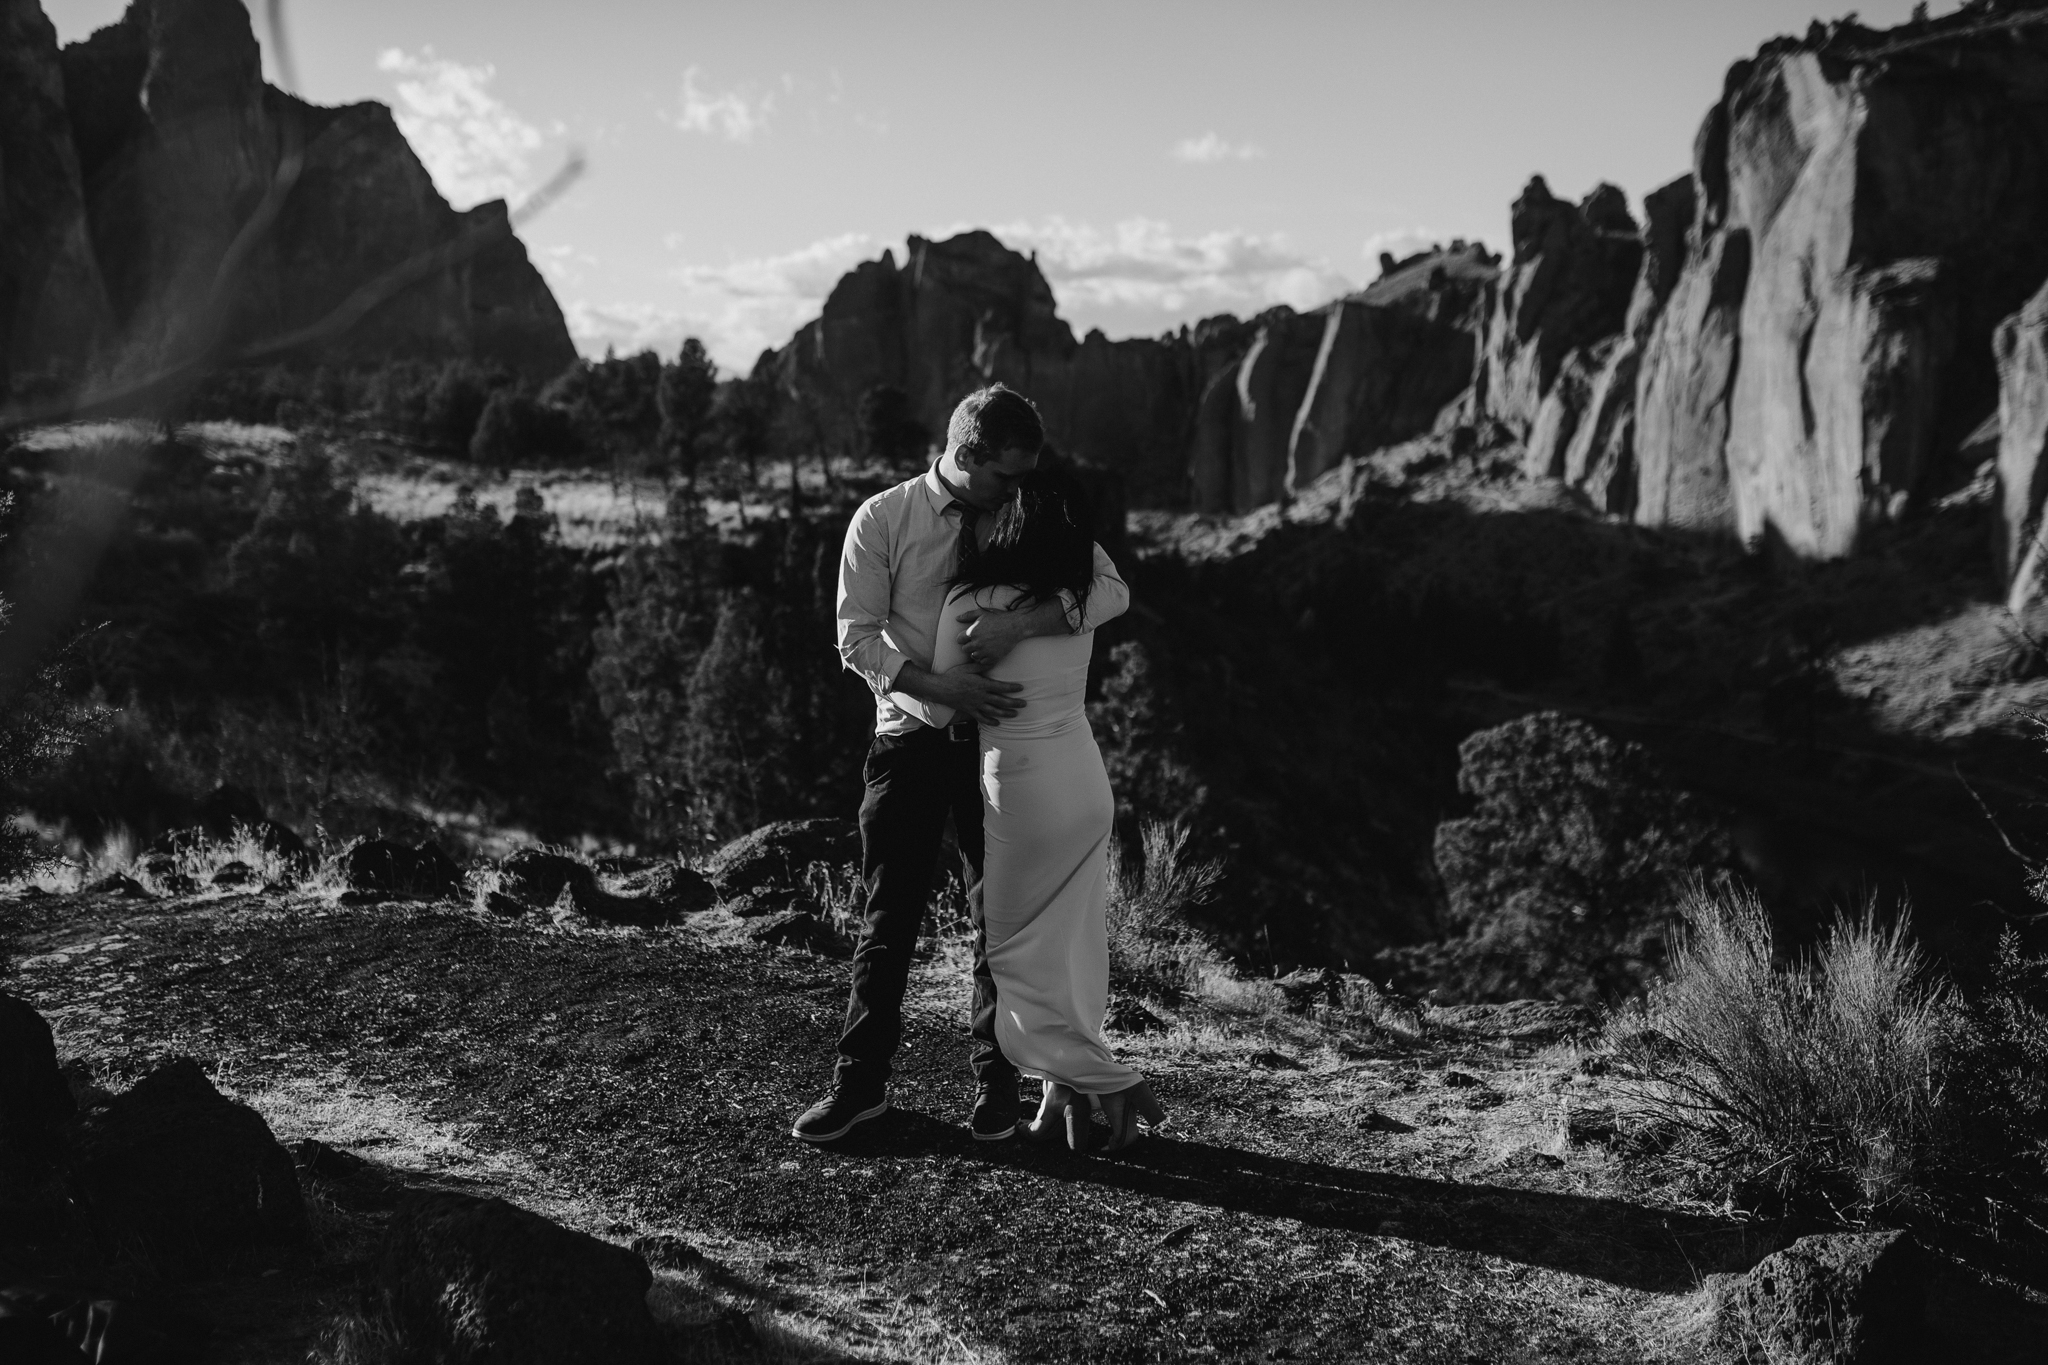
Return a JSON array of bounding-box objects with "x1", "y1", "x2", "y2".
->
[
  {"x1": 767, "y1": 0, "x2": 2048, "y2": 612},
  {"x1": 0, "y1": 0, "x2": 574, "y2": 401}
]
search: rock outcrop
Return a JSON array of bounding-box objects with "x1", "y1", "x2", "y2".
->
[
  {"x1": 1, "y1": 0, "x2": 574, "y2": 403},
  {"x1": 1192, "y1": 245, "x2": 1495, "y2": 512},
  {"x1": 1472, "y1": 177, "x2": 1642, "y2": 485},
  {"x1": 767, "y1": 232, "x2": 1493, "y2": 512},
  {"x1": 0, "y1": 0, "x2": 114, "y2": 398},
  {"x1": 1996, "y1": 275, "x2": 2048, "y2": 606},
  {"x1": 771, "y1": 232, "x2": 1211, "y2": 506},
  {"x1": 1630, "y1": 10, "x2": 2048, "y2": 559}
]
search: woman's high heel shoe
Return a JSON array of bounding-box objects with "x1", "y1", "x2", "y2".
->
[{"x1": 1025, "y1": 1082, "x2": 1076, "y2": 1142}]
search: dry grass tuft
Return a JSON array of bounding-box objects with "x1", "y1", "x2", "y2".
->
[
  {"x1": 1631, "y1": 880, "x2": 1959, "y2": 1217},
  {"x1": 1106, "y1": 820, "x2": 1226, "y2": 1004}
]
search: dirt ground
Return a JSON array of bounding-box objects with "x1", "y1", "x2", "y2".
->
[{"x1": 6, "y1": 885, "x2": 1790, "y2": 1364}]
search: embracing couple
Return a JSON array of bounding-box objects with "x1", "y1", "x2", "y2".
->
[{"x1": 792, "y1": 384, "x2": 1166, "y2": 1152}]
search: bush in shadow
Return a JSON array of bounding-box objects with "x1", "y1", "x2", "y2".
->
[
  {"x1": 1384, "y1": 712, "x2": 1734, "y2": 1004},
  {"x1": 1626, "y1": 881, "x2": 2048, "y2": 1227},
  {"x1": 591, "y1": 493, "x2": 870, "y2": 852},
  {"x1": 469, "y1": 390, "x2": 580, "y2": 467},
  {"x1": 1106, "y1": 820, "x2": 1226, "y2": 1003}
]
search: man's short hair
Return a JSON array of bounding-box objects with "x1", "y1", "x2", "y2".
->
[{"x1": 946, "y1": 384, "x2": 1044, "y2": 464}]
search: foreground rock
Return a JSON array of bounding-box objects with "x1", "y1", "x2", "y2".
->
[
  {"x1": 0, "y1": 991, "x2": 75, "y2": 1143},
  {"x1": 745, "y1": 909, "x2": 851, "y2": 958},
  {"x1": 72, "y1": 1057, "x2": 308, "y2": 1272},
  {"x1": 1700, "y1": 1229, "x2": 2048, "y2": 1365},
  {"x1": 489, "y1": 849, "x2": 707, "y2": 927},
  {"x1": 339, "y1": 838, "x2": 462, "y2": 900},
  {"x1": 367, "y1": 1192, "x2": 666, "y2": 1364},
  {"x1": 706, "y1": 818, "x2": 859, "y2": 908}
]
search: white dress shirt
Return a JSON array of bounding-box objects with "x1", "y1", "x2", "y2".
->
[{"x1": 835, "y1": 463, "x2": 1130, "y2": 736}]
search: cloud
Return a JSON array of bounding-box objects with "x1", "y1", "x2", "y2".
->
[
  {"x1": 981, "y1": 217, "x2": 1353, "y2": 337},
  {"x1": 665, "y1": 233, "x2": 879, "y2": 369},
  {"x1": 561, "y1": 301, "x2": 695, "y2": 364},
  {"x1": 564, "y1": 234, "x2": 881, "y2": 369},
  {"x1": 377, "y1": 47, "x2": 543, "y2": 209},
  {"x1": 671, "y1": 66, "x2": 776, "y2": 142},
  {"x1": 1171, "y1": 132, "x2": 1265, "y2": 163}
]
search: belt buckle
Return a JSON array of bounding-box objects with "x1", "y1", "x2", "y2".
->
[{"x1": 945, "y1": 719, "x2": 977, "y2": 743}]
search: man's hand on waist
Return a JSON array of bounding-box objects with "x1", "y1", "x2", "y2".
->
[
  {"x1": 955, "y1": 596, "x2": 1068, "y2": 666},
  {"x1": 893, "y1": 660, "x2": 1024, "y2": 724}
]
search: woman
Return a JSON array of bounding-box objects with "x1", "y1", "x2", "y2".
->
[{"x1": 897, "y1": 466, "x2": 1165, "y2": 1151}]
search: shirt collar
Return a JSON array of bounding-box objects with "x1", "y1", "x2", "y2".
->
[{"x1": 923, "y1": 459, "x2": 969, "y2": 518}]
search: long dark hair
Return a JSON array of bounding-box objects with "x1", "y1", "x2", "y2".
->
[{"x1": 948, "y1": 465, "x2": 1095, "y2": 619}]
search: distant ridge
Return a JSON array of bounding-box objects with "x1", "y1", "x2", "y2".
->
[{"x1": 0, "y1": 0, "x2": 575, "y2": 400}]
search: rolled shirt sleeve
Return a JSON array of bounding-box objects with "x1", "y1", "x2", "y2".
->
[
  {"x1": 836, "y1": 500, "x2": 909, "y2": 696},
  {"x1": 1061, "y1": 543, "x2": 1130, "y2": 633}
]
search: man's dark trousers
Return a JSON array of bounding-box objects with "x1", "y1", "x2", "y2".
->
[{"x1": 835, "y1": 724, "x2": 1015, "y2": 1095}]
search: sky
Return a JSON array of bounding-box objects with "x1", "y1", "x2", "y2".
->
[{"x1": 47, "y1": 0, "x2": 1950, "y2": 373}]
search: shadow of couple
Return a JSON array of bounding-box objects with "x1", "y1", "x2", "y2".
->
[{"x1": 822, "y1": 1103, "x2": 1787, "y2": 1293}]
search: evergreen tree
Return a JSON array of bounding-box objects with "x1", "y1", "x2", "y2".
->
[{"x1": 657, "y1": 339, "x2": 718, "y2": 489}]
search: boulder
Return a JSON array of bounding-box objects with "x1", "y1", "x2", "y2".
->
[
  {"x1": 745, "y1": 910, "x2": 851, "y2": 958},
  {"x1": 339, "y1": 839, "x2": 462, "y2": 900},
  {"x1": 0, "y1": 992, "x2": 75, "y2": 1142},
  {"x1": 72, "y1": 1057, "x2": 308, "y2": 1272},
  {"x1": 81, "y1": 873, "x2": 150, "y2": 899},
  {"x1": 369, "y1": 1192, "x2": 666, "y2": 1365},
  {"x1": 1714, "y1": 1231, "x2": 1923, "y2": 1364},
  {"x1": 494, "y1": 847, "x2": 600, "y2": 910},
  {"x1": 491, "y1": 849, "x2": 696, "y2": 928},
  {"x1": 705, "y1": 819, "x2": 859, "y2": 902},
  {"x1": 606, "y1": 862, "x2": 717, "y2": 916},
  {"x1": 209, "y1": 860, "x2": 258, "y2": 889}
]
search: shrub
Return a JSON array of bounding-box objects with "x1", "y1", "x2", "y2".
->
[
  {"x1": 1387, "y1": 712, "x2": 1732, "y2": 1004},
  {"x1": 0, "y1": 492, "x2": 108, "y2": 882},
  {"x1": 469, "y1": 390, "x2": 580, "y2": 467},
  {"x1": 1948, "y1": 928, "x2": 2048, "y2": 1213},
  {"x1": 1636, "y1": 881, "x2": 1960, "y2": 1219},
  {"x1": 1106, "y1": 820, "x2": 1225, "y2": 1003}
]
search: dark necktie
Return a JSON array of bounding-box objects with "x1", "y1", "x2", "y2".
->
[{"x1": 948, "y1": 501, "x2": 982, "y2": 571}]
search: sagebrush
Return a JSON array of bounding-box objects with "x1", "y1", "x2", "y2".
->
[{"x1": 1634, "y1": 882, "x2": 1957, "y2": 1218}]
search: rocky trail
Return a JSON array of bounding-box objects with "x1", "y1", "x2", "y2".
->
[{"x1": 1, "y1": 881, "x2": 1836, "y2": 1364}]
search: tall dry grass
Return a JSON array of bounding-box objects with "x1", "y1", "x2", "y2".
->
[
  {"x1": 1105, "y1": 820, "x2": 1225, "y2": 1003},
  {"x1": 1635, "y1": 881, "x2": 1959, "y2": 1217}
]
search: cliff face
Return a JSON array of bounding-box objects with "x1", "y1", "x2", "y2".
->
[
  {"x1": 1, "y1": 0, "x2": 574, "y2": 400},
  {"x1": 770, "y1": 233, "x2": 1491, "y2": 510},
  {"x1": 772, "y1": 232, "x2": 1213, "y2": 506},
  {"x1": 1627, "y1": 10, "x2": 2048, "y2": 564},
  {"x1": 0, "y1": 0, "x2": 113, "y2": 396},
  {"x1": 765, "y1": 4, "x2": 2048, "y2": 563}
]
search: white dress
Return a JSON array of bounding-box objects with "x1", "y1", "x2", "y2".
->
[{"x1": 901, "y1": 585, "x2": 1138, "y2": 1095}]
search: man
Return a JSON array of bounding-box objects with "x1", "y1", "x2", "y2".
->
[{"x1": 793, "y1": 384, "x2": 1129, "y2": 1143}]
